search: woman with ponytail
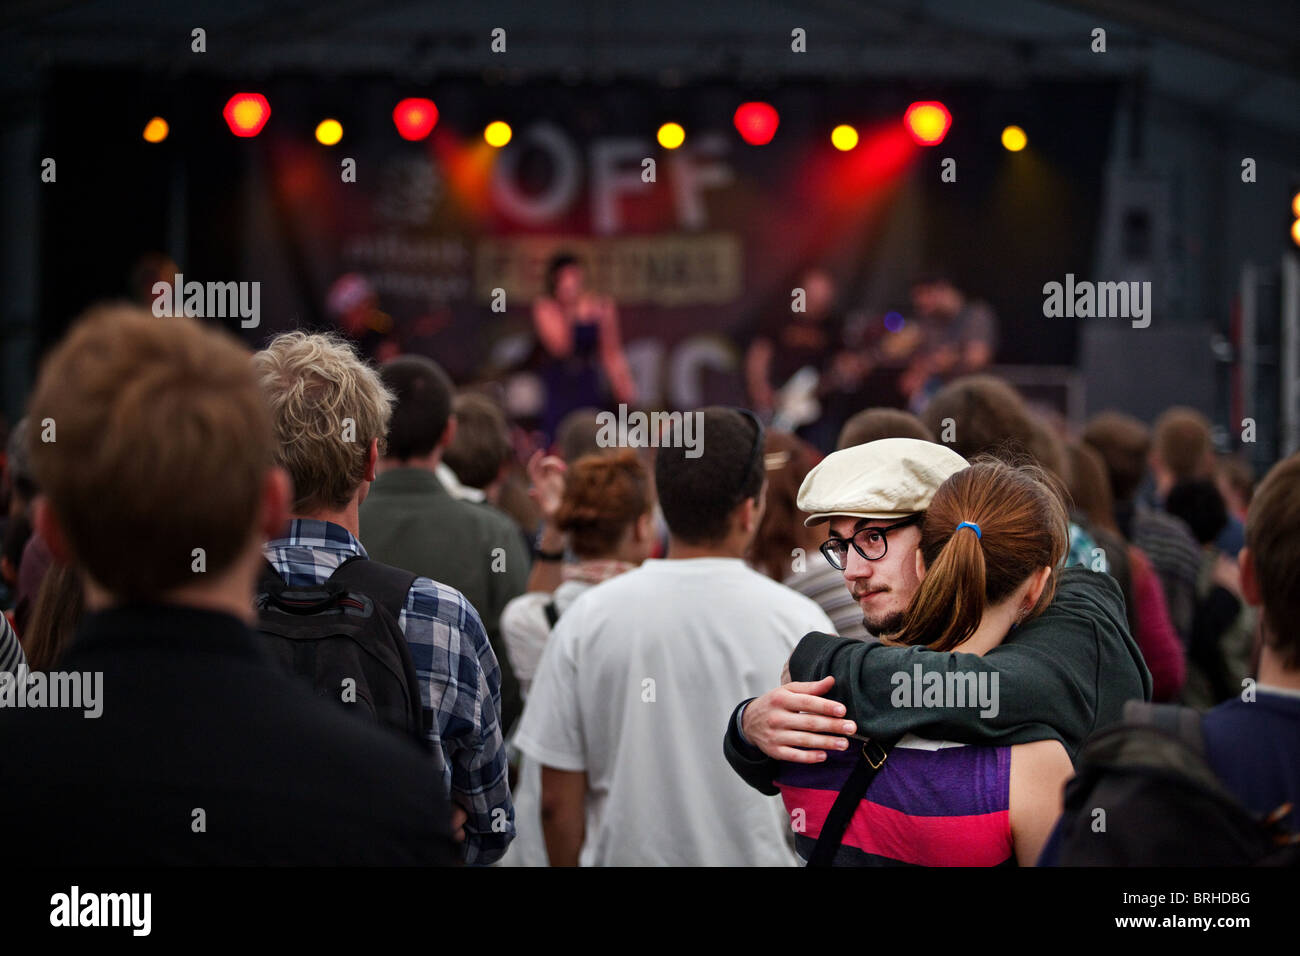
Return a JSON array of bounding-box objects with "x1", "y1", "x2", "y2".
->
[{"x1": 776, "y1": 457, "x2": 1077, "y2": 866}]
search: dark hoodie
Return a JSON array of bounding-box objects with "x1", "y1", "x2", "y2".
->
[{"x1": 724, "y1": 567, "x2": 1151, "y2": 795}]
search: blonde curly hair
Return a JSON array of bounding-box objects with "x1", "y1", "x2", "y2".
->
[{"x1": 253, "y1": 331, "x2": 395, "y2": 512}]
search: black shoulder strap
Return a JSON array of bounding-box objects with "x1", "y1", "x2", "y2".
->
[
  {"x1": 327, "y1": 556, "x2": 426, "y2": 741},
  {"x1": 258, "y1": 557, "x2": 287, "y2": 592},
  {"x1": 1122, "y1": 700, "x2": 1205, "y2": 756},
  {"x1": 327, "y1": 555, "x2": 418, "y2": 621},
  {"x1": 543, "y1": 599, "x2": 560, "y2": 629},
  {"x1": 807, "y1": 736, "x2": 898, "y2": 867}
]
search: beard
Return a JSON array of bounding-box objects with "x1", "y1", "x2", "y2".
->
[
  {"x1": 854, "y1": 585, "x2": 908, "y2": 639},
  {"x1": 864, "y1": 610, "x2": 907, "y2": 639}
]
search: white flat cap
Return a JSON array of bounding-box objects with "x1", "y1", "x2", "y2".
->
[{"x1": 797, "y1": 437, "x2": 969, "y2": 526}]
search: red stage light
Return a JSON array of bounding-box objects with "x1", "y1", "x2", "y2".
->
[
  {"x1": 223, "y1": 93, "x2": 271, "y2": 137},
  {"x1": 393, "y1": 98, "x2": 438, "y2": 141},
  {"x1": 903, "y1": 101, "x2": 951, "y2": 146},
  {"x1": 734, "y1": 102, "x2": 779, "y2": 145}
]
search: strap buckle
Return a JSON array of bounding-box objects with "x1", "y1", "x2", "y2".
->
[{"x1": 862, "y1": 738, "x2": 889, "y2": 770}]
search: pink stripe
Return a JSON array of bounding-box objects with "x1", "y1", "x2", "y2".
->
[{"x1": 779, "y1": 784, "x2": 1012, "y2": 866}]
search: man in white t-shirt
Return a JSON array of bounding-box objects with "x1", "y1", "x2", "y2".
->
[{"x1": 514, "y1": 407, "x2": 835, "y2": 866}]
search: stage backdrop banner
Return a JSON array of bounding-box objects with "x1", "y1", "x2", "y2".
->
[{"x1": 42, "y1": 74, "x2": 1118, "y2": 411}]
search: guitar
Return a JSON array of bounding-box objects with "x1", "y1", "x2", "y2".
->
[{"x1": 770, "y1": 366, "x2": 822, "y2": 431}]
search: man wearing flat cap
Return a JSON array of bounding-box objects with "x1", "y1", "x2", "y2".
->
[{"x1": 724, "y1": 437, "x2": 1150, "y2": 795}]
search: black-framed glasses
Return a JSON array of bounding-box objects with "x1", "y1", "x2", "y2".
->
[{"x1": 819, "y1": 513, "x2": 922, "y2": 571}]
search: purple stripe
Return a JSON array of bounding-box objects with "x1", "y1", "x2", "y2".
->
[
  {"x1": 775, "y1": 744, "x2": 1010, "y2": 818},
  {"x1": 776, "y1": 746, "x2": 860, "y2": 790}
]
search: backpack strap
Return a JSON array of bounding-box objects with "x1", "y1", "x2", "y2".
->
[
  {"x1": 326, "y1": 555, "x2": 418, "y2": 624},
  {"x1": 543, "y1": 599, "x2": 560, "y2": 630},
  {"x1": 257, "y1": 558, "x2": 349, "y2": 613},
  {"x1": 806, "y1": 735, "x2": 898, "y2": 867},
  {"x1": 258, "y1": 557, "x2": 288, "y2": 594},
  {"x1": 1122, "y1": 700, "x2": 1205, "y2": 757},
  {"x1": 326, "y1": 556, "x2": 425, "y2": 740}
]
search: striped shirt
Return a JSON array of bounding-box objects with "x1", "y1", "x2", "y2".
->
[
  {"x1": 783, "y1": 563, "x2": 868, "y2": 641},
  {"x1": 1127, "y1": 504, "x2": 1201, "y2": 641},
  {"x1": 776, "y1": 736, "x2": 1014, "y2": 866},
  {"x1": 264, "y1": 518, "x2": 514, "y2": 864},
  {"x1": 0, "y1": 614, "x2": 25, "y2": 674}
]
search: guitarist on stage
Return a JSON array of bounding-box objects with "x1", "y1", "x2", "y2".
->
[
  {"x1": 745, "y1": 267, "x2": 852, "y2": 449},
  {"x1": 745, "y1": 267, "x2": 926, "y2": 449}
]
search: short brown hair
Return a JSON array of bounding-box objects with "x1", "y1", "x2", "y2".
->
[
  {"x1": 921, "y1": 375, "x2": 1035, "y2": 460},
  {"x1": 1217, "y1": 454, "x2": 1255, "y2": 508},
  {"x1": 253, "y1": 332, "x2": 394, "y2": 513},
  {"x1": 555, "y1": 407, "x2": 605, "y2": 462},
  {"x1": 27, "y1": 305, "x2": 274, "y2": 600},
  {"x1": 1026, "y1": 414, "x2": 1070, "y2": 489},
  {"x1": 1245, "y1": 453, "x2": 1300, "y2": 668},
  {"x1": 920, "y1": 375, "x2": 1063, "y2": 481},
  {"x1": 895, "y1": 458, "x2": 1069, "y2": 652},
  {"x1": 1152, "y1": 406, "x2": 1213, "y2": 480},
  {"x1": 1065, "y1": 441, "x2": 1117, "y2": 535},
  {"x1": 380, "y1": 355, "x2": 453, "y2": 461},
  {"x1": 554, "y1": 450, "x2": 652, "y2": 559},
  {"x1": 1082, "y1": 411, "x2": 1150, "y2": 504},
  {"x1": 443, "y1": 392, "x2": 511, "y2": 490},
  {"x1": 837, "y1": 408, "x2": 933, "y2": 449}
]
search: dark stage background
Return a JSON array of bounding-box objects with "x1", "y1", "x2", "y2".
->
[{"x1": 39, "y1": 70, "x2": 1117, "y2": 408}]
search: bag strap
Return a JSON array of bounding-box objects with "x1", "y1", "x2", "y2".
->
[
  {"x1": 258, "y1": 557, "x2": 288, "y2": 594},
  {"x1": 1116, "y1": 700, "x2": 1300, "y2": 856},
  {"x1": 806, "y1": 735, "x2": 898, "y2": 867},
  {"x1": 327, "y1": 556, "x2": 426, "y2": 740},
  {"x1": 257, "y1": 558, "x2": 351, "y2": 613},
  {"x1": 543, "y1": 599, "x2": 560, "y2": 630},
  {"x1": 327, "y1": 555, "x2": 418, "y2": 623},
  {"x1": 1121, "y1": 700, "x2": 1205, "y2": 756}
]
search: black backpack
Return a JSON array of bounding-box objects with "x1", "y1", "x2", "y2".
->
[
  {"x1": 256, "y1": 556, "x2": 426, "y2": 744},
  {"x1": 1056, "y1": 701, "x2": 1299, "y2": 866}
]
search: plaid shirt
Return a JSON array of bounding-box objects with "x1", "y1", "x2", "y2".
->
[{"x1": 264, "y1": 519, "x2": 514, "y2": 864}]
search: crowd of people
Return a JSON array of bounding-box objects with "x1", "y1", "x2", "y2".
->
[{"x1": 0, "y1": 296, "x2": 1295, "y2": 867}]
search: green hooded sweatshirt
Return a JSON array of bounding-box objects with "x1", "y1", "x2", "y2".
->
[{"x1": 724, "y1": 567, "x2": 1152, "y2": 795}]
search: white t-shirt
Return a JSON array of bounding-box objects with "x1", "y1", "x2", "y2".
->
[
  {"x1": 514, "y1": 557, "x2": 836, "y2": 866},
  {"x1": 498, "y1": 578, "x2": 596, "y2": 868},
  {"x1": 500, "y1": 580, "x2": 591, "y2": 698}
]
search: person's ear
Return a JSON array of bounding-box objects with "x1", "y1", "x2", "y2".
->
[
  {"x1": 440, "y1": 414, "x2": 458, "y2": 452},
  {"x1": 365, "y1": 437, "x2": 379, "y2": 482},
  {"x1": 32, "y1": 495, "x2": 74, "y2": 564},
  {"x1": 259, "y1": 467, "x2": 292, "y2": 541},
  {"x1": 740, "y1": 486, "x2": 765, "y2": 535},
  {"x1": 737, "y1": 497, "x2": 755, "y2": 534},
  {"x1": 1239, "y1": 546, "x2": 1261, "y2": 608},
  {"x1": 913, "y1": 547, "x2": 927, "y2": 582},
  {"x1": 1148, "y1": 449, "x2": 1164, "y2": 479},
  {"x1": 635, "y1": 511, "x2": 653, "y2": 543},
  {"x1": 1023, "y1": 565, "x2": 1053, "y2": 612}
]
